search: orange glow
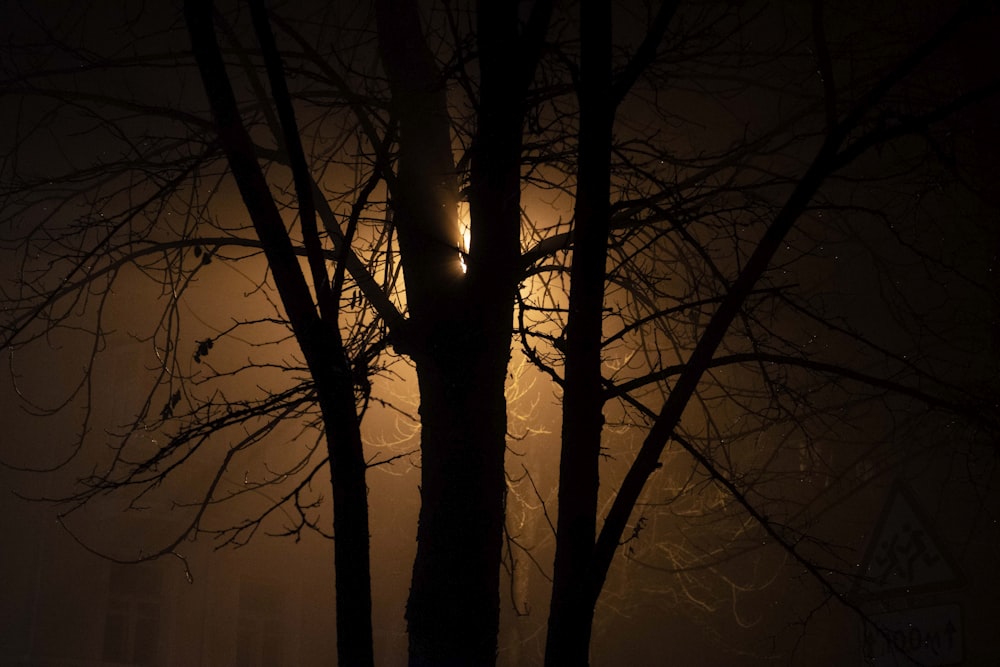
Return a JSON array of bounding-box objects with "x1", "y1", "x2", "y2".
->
[{"x1": 458, "y1": 202, "x2": 471, "y2": 274}]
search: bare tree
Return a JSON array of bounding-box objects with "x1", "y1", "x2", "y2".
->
[{"x1": 2, "y1": 1, "x2": 997, "y2": 665}]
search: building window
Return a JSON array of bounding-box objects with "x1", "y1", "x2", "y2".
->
[{"x1": 103, "y1": 563, "x2": 163, "y2": 665}]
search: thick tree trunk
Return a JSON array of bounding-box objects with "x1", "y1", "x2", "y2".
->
[
  {"x1": 406, "y1": 327, "x2": 511, "y2": 666},
  {"x1": 374, "y1": 1, "x2": 530, "y2": 663}
]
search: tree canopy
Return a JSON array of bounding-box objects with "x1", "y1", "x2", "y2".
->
[{"x1": 2, "y1": 1, "x2": 998, "y2": 665}]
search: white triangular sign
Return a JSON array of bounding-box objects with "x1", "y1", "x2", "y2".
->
[{"x1": 858, "y1": 483, "x2": 962, "y2": 598}]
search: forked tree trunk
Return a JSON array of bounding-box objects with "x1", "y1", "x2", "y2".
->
[
  {"x1": 374, "y1": 1, "x2": 529, "y2": 663},
  {"x1": 185, "y1": 4, "x2": 375, "y2": 665}
]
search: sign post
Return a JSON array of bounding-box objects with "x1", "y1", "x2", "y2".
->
[{"x1": 857, "y1": 482, "x2": 965, "y2": 665}]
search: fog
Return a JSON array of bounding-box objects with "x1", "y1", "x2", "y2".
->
[
  {"x1": 4, "y1": 295, "x2": 998, "y2": 664},
  {"x1": 3, "y1": 1, "x2": 1000, "y2": 665}
]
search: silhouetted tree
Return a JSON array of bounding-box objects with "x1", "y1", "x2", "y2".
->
[{"x1": 2, "y1": 1, "x2": 997, "y2": 665}]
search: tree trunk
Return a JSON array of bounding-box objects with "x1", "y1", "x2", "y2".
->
[
  {"x1": 406, "y1": 327, "x2": 511, "y2": 666},
  {"x1": 185, "y1": 4, "x2": 374, "y2": 664},
  {"x1": 545, "y1": 1, "x2": 613, "y2": 664},
  {"x1": 374, "y1": 1, "x2": 529, "y2": 663},
  {"x1": 321, "y1": 367, "x2": 375, "y2": 667}
]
